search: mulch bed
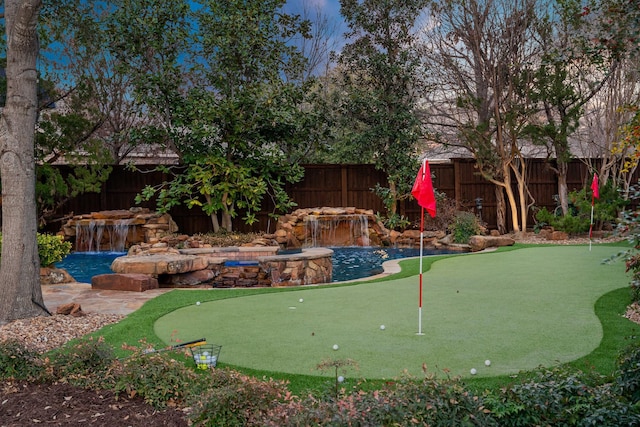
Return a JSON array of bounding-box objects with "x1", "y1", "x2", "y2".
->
[{"x1": 0, "y1": 380, "x2": 189, "y2": 426}]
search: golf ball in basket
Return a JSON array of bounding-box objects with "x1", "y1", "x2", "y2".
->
[
  {"x1": 380, "y1": 325, "x2": 385, "y2": 330},
  {"x1": 470, "y1": 368, "x2": 477, "y2": 375},
  {"x1": 299, "y1": 298, "x2": 304, "y2": 303},
  {"x1": 338, "y1": 376, "x2": 345, "y2": 383},
  {"x1": 196, "y1": 301, "x2": 201, "y2": 306},
  {"x1": 332, "y1": 344, "x2": 339, "y2": 350},
  {"x1": 485, "y1": 359, "x2": 491, "y2": 366}
]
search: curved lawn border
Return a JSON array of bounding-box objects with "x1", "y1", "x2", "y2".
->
[{"x1": 153, "y1": 245, "x2": 632, "y2": 379}]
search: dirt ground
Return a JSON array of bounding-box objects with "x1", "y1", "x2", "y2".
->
[
  {"x1": 0, "y1": 380, "x2": 189, "y2": 426},
  {"x1": 0, "y1": 315, "x2": 191, "y2": 426}
]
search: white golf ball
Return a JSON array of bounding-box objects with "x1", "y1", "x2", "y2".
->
[
  {"x1": 196, "y1": 301, "x2": 201, "y2": 306},
  {"x1": 337, "y1": 375, "x2": 344, "y2": 383},
  {"x1": 470, "y1": 368, "x2": 477, "y2": 375},
  {"x1": 380, "y1": 325, "x2": 385, "y2": 330},
  {"x1": 485, "y1": 359, "x2": 491, "y2": 366},
  {"x1": 299, "y1": 298, "x2": 304, "y2": 303},
  {"x1": 332, "y1": 344, "x2": 339, "y2": 351}
]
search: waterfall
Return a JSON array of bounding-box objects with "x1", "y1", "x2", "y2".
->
[
  {"x1": 74, "y1": 219, "x2": 133, "y2": 252},
  {"x1": 304, "y1": 214, "x2": 370, "y2": 247},
  {"x1": 109, "y1": 219, "x2": 133, "y2": 252}
]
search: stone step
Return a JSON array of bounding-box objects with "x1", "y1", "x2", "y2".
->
[{"x1": 92, "y1": 273, "x2": 159, "y2": 292}]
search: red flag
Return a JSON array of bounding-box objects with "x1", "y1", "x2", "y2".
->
[
  {"x1": 412, "y1": 160, "x2": 437, "y2": 218},
  {"x1": 591, "y1": 174, "x2": 599, "y2": 199}
]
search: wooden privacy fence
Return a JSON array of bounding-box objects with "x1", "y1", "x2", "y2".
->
[{"x1": 55, "y1": 159, "x2": 626, "y2": 235}]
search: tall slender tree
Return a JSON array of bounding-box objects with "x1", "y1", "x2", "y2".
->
[{"x1": 336, "y1": 0, "x2": 428, "y2": 219}]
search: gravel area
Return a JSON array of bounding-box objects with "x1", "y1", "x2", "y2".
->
[{"x1": 0, "y1": 313, "x2": 124, "y2": 353}]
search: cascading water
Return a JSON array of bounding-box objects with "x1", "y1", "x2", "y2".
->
[
  {"x1": 304, "y1": 214, "x2": 371, "y2": 247},
  {"x1": 75, "y1": 219, "x2": 134, "y2": 252}
]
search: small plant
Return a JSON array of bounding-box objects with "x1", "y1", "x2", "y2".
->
[
  {"x1": 0, "y1": 232, "x2": 73, "y2": 267},
  {"x1": 449, "y1": 210, "x2": 481, "y2": 243},
  {"x1": 46, "y1": 336, "x2": 115, "y2": 387},
  {"x1": 615, "y1": 343, "x2": 640, "y2": 404},
  {"x1": 37, "y1": 233, "x2": 73, "y2": 266},
  {"x1": 113, "y1": 351, "x2": 203, "y2": 409},
  {"x1": 316, "y1": 358, "x2": 359, "y2": 400},
  {"x1": 0, "y1": 340, "x2": 43, "y2": 381},
  {"x1": 376, "y1": 212, "x2": 411, "y2": 231},
  {"x1": 534, "y1": 181, "x2": 626, "y2": 235},
  {"x1": 191, "y1": 367, "x2": 293, "y2": 426},
  {"x1": 483, "y1": 366, "x2": 640, "y2": 426}
]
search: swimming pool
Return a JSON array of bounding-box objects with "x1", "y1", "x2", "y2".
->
[{"x1": 55, "y1": 246, "x2": 457, "y2": 284}]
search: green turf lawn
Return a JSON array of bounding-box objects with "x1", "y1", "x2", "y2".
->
[{"x1": 152, "y1": 244, "x2": 633, "y2": 380}]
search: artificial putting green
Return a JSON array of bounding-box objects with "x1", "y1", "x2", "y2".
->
[{"x1": 154, "y1": 245, "x2": 630, "y2": 379}]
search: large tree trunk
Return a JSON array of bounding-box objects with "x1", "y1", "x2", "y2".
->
[{"x1": 0, "y1": 0, "x2": 47, "y2": 324}]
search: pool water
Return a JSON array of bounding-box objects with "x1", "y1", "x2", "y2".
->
[
  {"x1": 55, "y1": 247, "x2": 456, "y2": 284},
  {"x1": 330, "y1": 246, "x2": 458, "y2": 282},
  {"x1": 55, "y1": 252, "x2": 126, "y2": 284}
]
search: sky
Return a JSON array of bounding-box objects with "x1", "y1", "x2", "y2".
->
[
  {"x1": 285, "y1": 0, "x2": 343, "y2": 23},
  {"x1": 285, "y1": 0, "x2": 347, "y2": 36}
]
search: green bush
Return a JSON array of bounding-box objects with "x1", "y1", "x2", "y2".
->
[
  {"x1": 280, "y1": 372, "x2": 495, "y2": 426},
  {"x1": 534, "y1": 181, "x2": 626, "y2": 235},
  {"x1": 113, "y1": 351, "x2": 204, "y2": 409},
  {"x1": 449, "y1": 211, "x2": 481, "y2": 243},
  {"x1": 0, "y1": 341, "x2": 44, "y2": 381},
  {"x1": 0, "y1": 232, "x2": 72, "y2": 267},
  {"x1": 37, "y1": 233, "x2": 73, "y2": 266},
  {"x1": 483, "y1": 366, "x2": 640, "y2": 426},
  {"x1": 615, "y1": 343, "x2": 640, "y2": 404},
  {"x1": 376, "y1": 212, "x2": 411, "y2": 232},
  {"x1": 191, "y1": 367, "x2": 293, "y2": 426},
  {"x1": 46, "y1": 337, "x2": 116, "y2": 387}
]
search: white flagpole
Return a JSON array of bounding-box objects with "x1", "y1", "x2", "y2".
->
[
  {"x1": 418, "y1": 205, "x2": 424, "y2": 335},
  {"x1": 417, "y1": 159, "x2": 426, "y2": 336}
]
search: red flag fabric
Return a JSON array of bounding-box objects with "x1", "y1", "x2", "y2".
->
[
  {"x1": 412, "y1": 160, "x2": 437, "y2": 218},
  {"x1": 591, "y1": 174, "x2": 599, "y2": 199}
]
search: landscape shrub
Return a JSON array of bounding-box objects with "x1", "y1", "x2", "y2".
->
[
  {"x1": 534, "y1": 182, "x2": 625, "y2": 235},
  {"x1": 37, "y1": 233, "x2": 73, "y2": 266},
  {"x1": 615, "y1": 343, "x2": 640, "y2": 404},
  {"x1": 113, "y1": 351, "x2": 204, "y2": 409},
  {"x1": 423, "y1": 194, "x2": 459, "y2": 231},
  {"x1": 190, "y1": 367, "x2": 294, "y2": 426},
  {"x1": 276, "y1": 372, "x2": 495, "y2": 426},
  {"x1": 534, "y1": 206, "x2": 590, "y2": 234},
  {"x1": 449, "y1": 210, "x2": 482, "y2": 243},
  {"x1": 0, "y1": 232, "x2": 72, "y2": 266},
  {"x1": 377, "y1": 211, "x2": 411, "y2": 231},
  {"x1": 46, "y1": 336, "x2": 116, "y2": 387},
  {"x1": 483, "y1": 366, "x2": 640, "y2": 426},
  {"x1": 0, "y1": 340, "x2": 44, "y2": 381}
]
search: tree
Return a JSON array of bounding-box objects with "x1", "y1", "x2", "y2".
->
[
  {"x1": 0, "y1": 0, "x2": 48, "y2": 324},
  {"x1": 580, "y1": 56, "x2": 640, "y2": 198},
  {"x1": 335, "y1": 0, "x2": 428, "y2": 219},
  {"x1": 524, "y1": 1, "x2": 617, "y2": 216},
  {"x1": 115, "y1": 0, "x2": 310, "y2": 232},
  {"x1": 420, "y1": 0, "x2": 541, "y2": 233}
]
